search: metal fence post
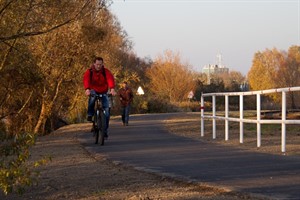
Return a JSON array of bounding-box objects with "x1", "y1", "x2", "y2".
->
[
  {"x1": 257, "y1": 93, "x2": 261, "y2": 147},
  {"x1": 240, "y1": 94, "x2": 244, "y2": 143},
  {"x1": 282, "y1": 91, "x2": 286, "y2": 153},
  {"x1": 212, "y1": 95, "x2": 216, "y2": 139},
  {"x1": 225, "y1": 95, "x2": 229, "y2": 141},
  {"x1": 201, "y1": 94, "x2": 204, "y2": 137}
]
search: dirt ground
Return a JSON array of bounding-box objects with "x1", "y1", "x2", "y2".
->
[{"x1": 2, "y1": 112, "x2": 295, "y2": 200}]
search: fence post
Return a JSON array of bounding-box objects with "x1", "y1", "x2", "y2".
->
[
  {"x1": 257, "y1": 93, "x2": 261, "y2": 147},
  {"x1": 282, "y1": 91, "x2": 286, "y2": 153},
  {"x1": 212, "y1": 95, "x2": 216, "y2": 139},
  {"x1": 201, "y1": 94, "x2": 204, "y2": 137},
  {"x1": 239, "y1": 94, "x2": 244, "y2": 143},
  {"x1": 225, "y1": 95, "x2": 229, "y2": 140}
]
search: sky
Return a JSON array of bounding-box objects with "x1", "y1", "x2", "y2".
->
[{"x1": 109, "y1": 0, "x2": 299, "y2": 75}]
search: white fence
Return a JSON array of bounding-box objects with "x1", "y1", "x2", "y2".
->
[{"x1": 200, "y1": 86, "x2": 300, "y2": 153}]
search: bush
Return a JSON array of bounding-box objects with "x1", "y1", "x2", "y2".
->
[
  {"x1": 147, "y1": 97, "x2": 179, "y2": 113},
  {"x1": 174, "y1": 101, "x2": 201, "y2": 112},
  {"x1": 1, "y1": 133, "x2": 35, "y2": 195}
]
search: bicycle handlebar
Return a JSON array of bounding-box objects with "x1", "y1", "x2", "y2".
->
[
  {"x1": 90, "y1": 93, "x2": 114, "y2": 107},
  {"x1": 90, "y1": 93, "x2": 109, "y2": 98}
]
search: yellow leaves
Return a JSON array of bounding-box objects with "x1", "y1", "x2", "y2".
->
[
  {"x1": 34, "y1": 156, "x2": 52, "y2": 167},
  {"x1": 248, "y1": 46, "x2": 300, "y2": 103},
  {"x1": 248, "y1": 49, "x2": 280, "y2": 91}
]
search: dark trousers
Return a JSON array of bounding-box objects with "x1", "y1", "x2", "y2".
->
[{"x1": 121, "y1": 105, "x2": 130, "y2": 124}]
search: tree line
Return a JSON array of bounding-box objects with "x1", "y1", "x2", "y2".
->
[{"x1": 0, "y1": 0, "x2": 145, "y2": 194}]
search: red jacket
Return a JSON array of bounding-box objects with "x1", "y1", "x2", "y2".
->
[{"x1": 83, "y1": 65, "x2": 115, "y2": 94}]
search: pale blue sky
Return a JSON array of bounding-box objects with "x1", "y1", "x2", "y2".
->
[{"x1": 109, "y1": 0, "x2": 299, "y2": 75}]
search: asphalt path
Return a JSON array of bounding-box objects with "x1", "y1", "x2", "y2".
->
[{"x1": 78, "y1": 113, "x2": 300, "y2": 200}]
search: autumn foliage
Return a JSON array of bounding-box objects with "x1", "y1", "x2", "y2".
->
[
  {"x1": 0, "y1": 0, "x2": 131, "y2": 194},
  {"x1": 146, "y1": 50, "x2": 196, "y2": 103},
  {"x1": 248, "y1": 46, "x2": 300, "y2": 107}
]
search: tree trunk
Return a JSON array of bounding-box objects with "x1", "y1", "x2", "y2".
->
[
  {"x1": 34, "y1": 79, "x2": 63, "y2": 134},
  {"x1": 290, "y1": 92, "x2": 297, "y2": 109},
  {"x1": 34, "y1": 100, "x2": 49, "y2": 135}
]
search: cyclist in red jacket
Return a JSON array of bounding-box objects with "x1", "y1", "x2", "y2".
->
[{"x1": 83, "y1": 57, "x2": 116, "y2": 136}]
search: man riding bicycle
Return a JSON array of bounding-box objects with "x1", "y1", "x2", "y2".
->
[{"x1": 83, "y1": 57, "x2": 116, "y2": 138}]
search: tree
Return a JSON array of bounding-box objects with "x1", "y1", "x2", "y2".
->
[
  {"x1": 248, "y1": 48, "x2": 284, "y2": 102},
  {"x1": 66, "y1": 8, "x2": 135, "y2": 122},
  {"x1": 0, "y1": 0, "x2": 116, "y2": 194},
  {"x1": 146, "y1": 50, "x2": 196, "y2": 102},
  {"x1": 0, "y1": 0, "x2": 107, "y2": 43},
  {"x1": 218, "y1": 71, "x2": 245, "y2": 92},
  {"x1": 276, "y1": 46, "x2": 300, "y2": 108}
]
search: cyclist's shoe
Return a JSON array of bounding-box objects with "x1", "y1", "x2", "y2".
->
[{"x1": 87, "y1": 116, "x2": 93, "y2": 122}]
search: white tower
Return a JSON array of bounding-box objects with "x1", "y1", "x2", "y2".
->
[{"x1": 216, "y1": 53, "x2": 223, "y2": 68}]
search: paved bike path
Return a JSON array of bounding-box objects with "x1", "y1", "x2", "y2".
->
[{"x1": 78, "y1": 113, "x2": 300, "y2": 200}]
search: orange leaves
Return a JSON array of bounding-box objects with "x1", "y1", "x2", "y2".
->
[{"x1": 146, "y1": 50, "x2": 196, "y2": 102}]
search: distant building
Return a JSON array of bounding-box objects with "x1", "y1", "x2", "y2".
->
[
  {"x1": 202, "y1": 53, "x2": 229, "y2": 84},
  {"x1": 202, "y1": 64, "x2": 229, "y2": 74}
]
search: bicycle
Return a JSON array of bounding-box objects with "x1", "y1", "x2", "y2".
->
[{"x1": 91, "y1": 94, "x2": 107, "y2": 145}]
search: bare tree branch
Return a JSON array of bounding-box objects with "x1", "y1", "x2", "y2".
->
[
  {"x1": 0, "y1": 0, "x2": 93, "y2": 42},
  {"x1": 0, "y1": 0, "x2": 16, "y2": 17},
  {"x1": 17, "y1": 90, "x2": 33, "y2": 114}
]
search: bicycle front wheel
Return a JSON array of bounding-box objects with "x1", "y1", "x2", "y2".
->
[
  {"x1": 99, "y1": 111, "x2": 106, "y2": 146},
  {"x1": 94, "y1": 111, "x2": 100, "y2": 144}
]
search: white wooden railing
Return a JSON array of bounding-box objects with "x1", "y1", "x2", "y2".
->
[{"x1": 200, "y1": 86, "x2": 300, "y2": 153}]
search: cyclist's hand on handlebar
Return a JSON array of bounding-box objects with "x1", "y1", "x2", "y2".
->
[{"x1": 85, "y1": 89, "x2": 91, "y2": 96}]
